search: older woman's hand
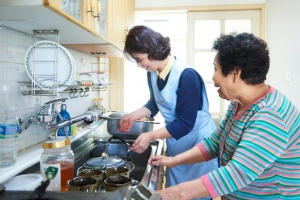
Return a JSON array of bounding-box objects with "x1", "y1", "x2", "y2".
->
[
  {"x1": 148, "y1": 155, "x2": 176, "y2": 167},
  {"x1": 155, "y1": 187, "x2": 187, "y2": 200}
]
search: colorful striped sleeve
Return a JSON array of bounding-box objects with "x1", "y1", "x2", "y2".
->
[{"x1": 200, "y1": 108, "x2": 290, "y2": 197}]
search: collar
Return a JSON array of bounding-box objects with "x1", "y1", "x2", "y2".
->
[{"x1": 156, "y1": 55, "x2": 175, "y2": 80}]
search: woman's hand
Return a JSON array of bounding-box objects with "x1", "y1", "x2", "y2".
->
[
  {"x1": 148, "y1": 155, "x2": 176, "y2": 167},
  {"x1": 130, "y1": 133, "x2": 152, "y2": 153},
  {"x1": 118, "y1": 115, "x2": 135, "y2": 132},
  {"x1": 155, "y1": 187, "x2": 186, "y2": 200}
]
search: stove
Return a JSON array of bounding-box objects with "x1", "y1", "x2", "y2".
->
[
  {"x1": 1, "y1": 136, "x2": 164, "y2": 199},
  {"x1": 0, "y1": 183, "x2": 161, "y2": 200}
]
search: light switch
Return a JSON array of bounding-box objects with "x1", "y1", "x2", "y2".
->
[{"x1": 285, "y1": 71, "x2": 292, "y2": 86}]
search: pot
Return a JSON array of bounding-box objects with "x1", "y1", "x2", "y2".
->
[
  {"x1": 77, "y1": 166, "x2": 104, "y2": 182},
  {"x1": 104, "y1": 166, "x2": 134, "y2": 177},
  {"x1": 100, "y1": 112, "x2": 160, "y2": 138},
  {"x1": 67, "y1": 176, "x2": 98, "y2": 192},
  {"x1": 82, "y1": 155, "x2": 135, "y2": 173},
  {"x1": 103, "y1": 175, "x2": 132, "y2": 192}
]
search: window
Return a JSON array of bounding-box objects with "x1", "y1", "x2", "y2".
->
[
  {"x1": 124, "y1": 9, "x2": 261, "y2": 125},
  {"x1": 187, "y1": 10, "x2": 260, "y2": 124},
  {"x1": 123, "y1": 11, "x2": 187, "y2": 113}
]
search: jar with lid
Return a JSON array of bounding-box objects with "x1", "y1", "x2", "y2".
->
[{"x1": 40, "y1": 139, "x2": 74, "y2": 191}]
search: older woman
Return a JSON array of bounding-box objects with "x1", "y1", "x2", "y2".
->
[{"x1": 149, "y1": 32, "x2": 300, "y2": 199}]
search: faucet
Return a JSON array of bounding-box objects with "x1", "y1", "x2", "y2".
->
[
  {"x1": 52, "y1": 110, "x2": 98, "y2": 139},
  {"x1": 18, "y1": 117, "x2": 34, "y2": 133},
  {"x1": 36, "y1": 98, "x2": 68, "y2": 125},
  {"x1": 35, "y1": 98, "x2": 98, "y2": 139}
]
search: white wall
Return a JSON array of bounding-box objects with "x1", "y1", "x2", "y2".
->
[
  {"x1": 0, "y1": 27, "x2": 109, "y2": 151},
  {"x1": 265, "y1": 0, "x2": 300, "y2": 110},
  {"x1": 136, "y1": 0, "x2": 300, "y2": 110}
]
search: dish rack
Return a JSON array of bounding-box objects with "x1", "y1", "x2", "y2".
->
[{"x1": 30, "y1": 30, "x2": 59, "y2": 96}]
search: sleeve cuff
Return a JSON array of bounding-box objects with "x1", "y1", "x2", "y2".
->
[
  {"x1": 201, "y1": 175, "x2": 219, "y2": 198},
  {"x1": 196, "y1": 143, "x2": 211, "y2": 161}
]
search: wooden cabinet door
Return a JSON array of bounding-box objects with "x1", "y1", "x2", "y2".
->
[{"x1": 107, "y1": 0, "x2": 135, "y2": 49}]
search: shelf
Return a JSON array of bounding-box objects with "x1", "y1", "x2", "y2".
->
[
  {"x1": 18, "y1": 81, "x2": 114, "y2": 96},
  {"x1": 0, "y1": 0, "x2": 123, "y2": 57}
]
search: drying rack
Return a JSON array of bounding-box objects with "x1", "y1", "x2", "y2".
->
[{"x1": 31, "y1": 30, "x2": 59, "y2": 96}]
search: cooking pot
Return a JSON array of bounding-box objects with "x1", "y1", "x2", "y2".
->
[
  {"x1": 100, "y1": 112, "x2": 160, "y2": 138},
  {"x1": 83, "y1": 157, "x2": 135, "y2": 172},
  {"x1": 103, "y1": 175, "x2": 133, "y2": 192},
  {"x1": 105, "y1": 165, "x2": 132, "y2": 178}
]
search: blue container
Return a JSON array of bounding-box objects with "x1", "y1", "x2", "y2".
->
[{"x1": 57, "y1": 104, "x2": 71, "y2": 136}]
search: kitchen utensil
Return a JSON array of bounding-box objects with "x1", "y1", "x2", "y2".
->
[
  {"x1": 103, "y1": 175, "x2": 132, "y2": 192},
  {"x1": 24, "y1": 40, "x2": 76, "y2": 92},
  {"x1": 29, "y1": 179, "x2": 50, "y2": 199},
  {"x1": 67, "y1": 176, "x2": 98, "y2": 192},
  {"x1": 83, "y1": 157, "x2": 135, "y2": 171},
  {"x1": 100, "y1": 112, "x2": 160, "y2": 138},
  {"x1": 77, "y1": 166, "x2": 104, "y2": 182},
  {"x1": 105, "y1": 166, "x2": 131, "y2": 178},
  {"x1": 0, "y1": 184, "x2": 5, "y2": 193}
]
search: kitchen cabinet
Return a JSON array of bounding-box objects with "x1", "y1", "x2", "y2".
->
[
  {"x1": 107, "y1": 0, "x2": 135, "y2": 50},
  {"x1": 106, "y1": 0, "x2": 135, "y2": 112},
  {"x1": 0, "y1": 0, "x2": 122, "y2": 57}
]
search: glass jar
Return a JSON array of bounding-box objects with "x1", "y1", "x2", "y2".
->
[{"x1": 40, "y1": 139, "x2": 74, "y2": 191}]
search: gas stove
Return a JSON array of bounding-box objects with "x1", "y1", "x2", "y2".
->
[
  {"x1": 1, "y1": 135, "x2": 164, "y2": 199},
  {"x1": 0, "y1": 184, "x2": 161, "y2": 200}
]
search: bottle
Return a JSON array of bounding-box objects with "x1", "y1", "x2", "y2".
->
[
  {"x1": 40, "y1": 139, "x2": 74, "y2": 191},
  {"x1": 57, "y1": 104, "x2": 71, "y2": 136},
  {"x1": 0, "y1": 109, "x2": 19, "y2": 168}
]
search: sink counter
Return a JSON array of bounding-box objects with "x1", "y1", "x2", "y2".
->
[{"x1": 0, "y1": 120, "x2": 107, "y2": 184}]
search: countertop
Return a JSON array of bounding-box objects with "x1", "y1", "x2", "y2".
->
[{"x1": 0, "y1": 120, "x2": 108, "y2": 184}]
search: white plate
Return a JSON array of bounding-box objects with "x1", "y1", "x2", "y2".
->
[
  {"x1": 4, "y1": 174, "x2": 43, "y2": 191},
  {"x1": 61, "y1": 0, "x2": 69, "y2": 9},
  {"x1": 25, "y1": 40, "x2": 76, "y2": 92}
]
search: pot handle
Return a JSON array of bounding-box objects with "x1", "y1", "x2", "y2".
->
[
  {"x1": 108, "y1": 136, "x2": 132, "y2": 148},
  {"x1": 131, "y1": 178, "x2": 139, "y2": 187},
  {"x1": 98, "y1": 116, "x2": 160, "y2": 124}
]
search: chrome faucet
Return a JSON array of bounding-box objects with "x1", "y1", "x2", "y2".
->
[
  {"x1": 52, "y1": 110, "x2": 98, "y2": 139},
  {"x1": 17, "y1": 98, "x2": 98, "y2": 137},
  {"x1": 36, "y1": 98, "x2": 68, "y2": 124}
]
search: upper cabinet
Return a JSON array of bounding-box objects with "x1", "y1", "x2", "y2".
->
[
  {"x1": 106, "y1": 0, "x2": 135, "y2": 50},
  {"x1": 0, "y1": 0, "x2": 135, "y2": 58}
]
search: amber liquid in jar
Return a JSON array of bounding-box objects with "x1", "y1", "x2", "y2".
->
[{"x1": 51, "y1": 161, "x2": 74, "y2": 191}]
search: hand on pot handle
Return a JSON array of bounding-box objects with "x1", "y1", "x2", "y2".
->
[{"x1": 130, "y1": 132, "x2": 151, "y2": 154}]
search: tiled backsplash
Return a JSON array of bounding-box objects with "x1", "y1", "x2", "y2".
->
[{"x1": 0, "y1": 26, "x2": 109, "y2": 152}]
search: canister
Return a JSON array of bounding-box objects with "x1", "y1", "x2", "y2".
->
[{"x1": 40, "y1": 138, "x2": 74, "y2": 191}]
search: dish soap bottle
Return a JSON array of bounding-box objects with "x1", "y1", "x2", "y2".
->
[
  {"x1": 57, "y1": 103, "x2": 71, "y2": 136},
  {"x1": 0, "y1": 108, "x2": 19, "y2": 168}
]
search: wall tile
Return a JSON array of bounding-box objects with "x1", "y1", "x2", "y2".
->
[{"x1": 0, "y1": 26, "x2": 110, "y2": 155}]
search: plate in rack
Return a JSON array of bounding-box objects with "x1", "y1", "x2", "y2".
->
[{"x1": 24, "y1": 40, "x2": 76, "y2": 92}]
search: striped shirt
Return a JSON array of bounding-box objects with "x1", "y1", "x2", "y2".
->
[{"x1": 198, "y1": 86, "x2": 300, "y2": 199}]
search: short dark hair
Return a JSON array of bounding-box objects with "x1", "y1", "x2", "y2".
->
[
  {"x1": 124, "y1": 25, "x2": 171, "y2": 61},
  {"x1": 212, "y1": 32, "x2": 270, "y2": 85}
]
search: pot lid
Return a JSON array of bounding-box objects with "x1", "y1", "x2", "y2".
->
[{"x1": 83, "y1": 156, "x2": 125, "y2": 169}]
